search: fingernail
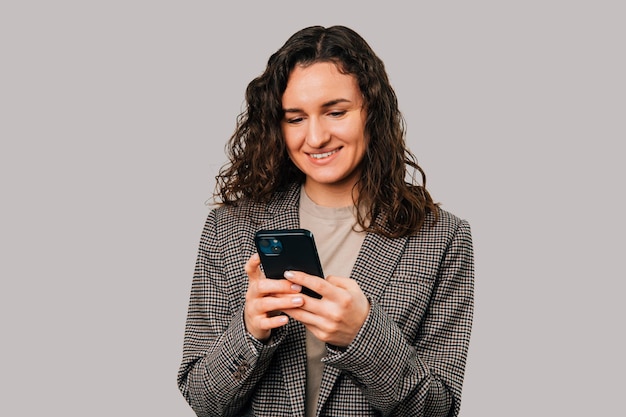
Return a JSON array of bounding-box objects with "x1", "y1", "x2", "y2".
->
[
  {"x1": 284, "y1": 270, "x2": 295, "y2": 278},
  {"x1": 291, "y1": 284, "x2": 302, "y2": 291},
  {"x1": 292, "y1": 296, "x2": 303, "y2": 305}
]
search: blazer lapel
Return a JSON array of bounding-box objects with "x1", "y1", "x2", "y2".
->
[
  {"x1": 237, "y1": 185, "x2": 302, "y2": 273},
  {"x1": 315, "y1": 231, "x2": 407, "y2": 412},
  {"x1": 315, "y1": 364, "x2": 342, "y2": 414},
  {"x1": 352, "y1": 231, "x2": 407, "y2": 301}
]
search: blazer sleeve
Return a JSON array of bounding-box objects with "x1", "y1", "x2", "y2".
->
[
  {"x1": 324, "y1": 219, "x2": 474, "y2": 417},
  {"x1": 177, "y1": 209, "x2": 288, "y2": 417}
]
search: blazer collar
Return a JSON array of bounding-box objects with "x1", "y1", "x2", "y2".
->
[
  {"x1": 252, "y1": 182, "x2": 302, "y2": 229},
  {"x1": 236, "y1": 183, "x2": 302, "y2": 267}
]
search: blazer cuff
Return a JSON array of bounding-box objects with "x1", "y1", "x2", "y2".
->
[
  {"x1": 237, "y1": 308, "x2": 288, "y2": 357},
  {"x1": 323, "y1": 299, "x2": 429, "y2": 388}
]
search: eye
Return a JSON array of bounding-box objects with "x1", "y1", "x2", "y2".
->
[
  {"x1": 328, "y1": 110, "x2": 347, "y2": 118},
  {"x1": 285, "y1": 116, "x2": 304, "y2": 124}
]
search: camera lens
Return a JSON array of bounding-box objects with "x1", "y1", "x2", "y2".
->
[{"x1": 258, "y1": 236, "x2": 282, "y2": 255}]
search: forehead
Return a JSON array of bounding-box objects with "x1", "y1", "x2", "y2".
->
[{"x1": 282, "y1": 62, "x2": 361, "y2": 105}]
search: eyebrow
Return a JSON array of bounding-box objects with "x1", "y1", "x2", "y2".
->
[{"x1": 282, "y1": 98, "x2": 352, "y2": 114}]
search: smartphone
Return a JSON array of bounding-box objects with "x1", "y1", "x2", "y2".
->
[{"x1": 254, "y1": 229, "x2": 324, "y2": 299}]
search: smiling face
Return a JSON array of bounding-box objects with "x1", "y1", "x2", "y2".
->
[{"x1": 281, "y1": 62, "x2": 368, "y2": 207}]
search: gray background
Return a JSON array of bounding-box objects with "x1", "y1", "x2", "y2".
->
[{"x1": 1, "y1": 1, "x2": 624, "y2": 416}]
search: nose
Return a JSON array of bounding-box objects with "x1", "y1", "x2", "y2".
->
[{"x1": 305, "y1": 117, "x2": 330, "y2": 148}]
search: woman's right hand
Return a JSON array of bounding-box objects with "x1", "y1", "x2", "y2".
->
[{"x1": 243, "y1": 253, "x2": 304, "y2": 342}]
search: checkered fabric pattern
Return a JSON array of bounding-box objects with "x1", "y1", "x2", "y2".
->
[{"x1": 178, "y1": 183, "x2": 474, "y2": 417}]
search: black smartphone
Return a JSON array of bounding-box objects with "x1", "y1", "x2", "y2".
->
[{"x1": 254, "y1": 229, "x2": 324, "y2": 299}]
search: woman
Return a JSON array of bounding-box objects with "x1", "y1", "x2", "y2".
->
[{"x1": 178, "y1": 25, "x2": 474, "y2": 417}]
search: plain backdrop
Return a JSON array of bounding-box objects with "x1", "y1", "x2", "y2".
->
[{"x1": 1, "y1": 1, "x2": 624, "y2": 416}]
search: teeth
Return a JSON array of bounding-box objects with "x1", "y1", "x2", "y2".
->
[{"x1": 310, "y1": 149, "x2": 338, "y2": 159}]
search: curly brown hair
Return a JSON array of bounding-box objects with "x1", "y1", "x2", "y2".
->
[{"x1": 215, "y1": 25, "x2": 438, "y2": 238}]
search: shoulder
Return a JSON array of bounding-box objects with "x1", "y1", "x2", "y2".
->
[
  {"x1": 206, "y1": 182, "x2": 302, "y2": 228},
  {"x1": 390, "y1": 208, "x2": 473, "y2": 281},
  {"x1": 409, "y1": 207, "x2": 472, "y2": 247},
  {"x1": 432, "y1": 207, "x2": 470, "y2": 233}
]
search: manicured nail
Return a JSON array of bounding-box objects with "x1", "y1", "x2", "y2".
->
[
  {"x1": 291, "y1": 284, "x2": 302, "y2": 291},
  {"x1": 284, "y1": 270, "x2": 295, "y2": 278},
  {"x1": 292, "y1": 296, "x2": 303, "y2": 305}
]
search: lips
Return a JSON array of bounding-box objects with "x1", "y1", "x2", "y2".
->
[{"x1": 308, "y1": 148, "x2": 340, "y2": 159}]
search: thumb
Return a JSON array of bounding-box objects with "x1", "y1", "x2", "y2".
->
[
  {"x1": 245, "y1": 253, "x2": 264, "y2": 281},
  {"x1": 325, "y1": 274, "x2": 354, "y2": 289}
]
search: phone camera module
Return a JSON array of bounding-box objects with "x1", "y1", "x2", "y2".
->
[{"x1": 259, "y1": 238, "x2": 283, "y2": 255}]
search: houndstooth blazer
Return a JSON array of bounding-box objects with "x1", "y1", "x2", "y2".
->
[{"x1": 178, "y1": 183, "x2": 474, "y2": 417}]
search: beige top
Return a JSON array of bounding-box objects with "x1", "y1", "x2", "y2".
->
[{"x1": 298, "y1": 187, "x2": 366, "y2": 417}]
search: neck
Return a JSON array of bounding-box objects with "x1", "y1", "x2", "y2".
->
[{"x1": 302, "y1": 181, "x2": 357, "y2": 208}]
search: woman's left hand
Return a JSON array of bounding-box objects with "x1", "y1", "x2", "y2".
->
[{"x1": 281, "y1": 270, "x2": 370, "y2": 348}]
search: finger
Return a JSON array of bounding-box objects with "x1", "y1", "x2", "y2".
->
[
  {"x1": 245, "y1": 294, "x2": 303, "y2": 339},
  {"x1": 284, "y1": 270, "x2": 332, "y2": 298},
  {"x1": 256, "y1": 294, "x2": 305, "y2": 313},
  {"x1": 281, "y1": 306, "x2": 323, "y2": 327},
  {"x1": 244, "y1": 253, "x2": 263, "y2": 281},
  {"x1": 258, "y1": 314, "x2": 290, "y2": 330},
  {"x1": 324, "y1": 274, "x2": 355, "y2": 290},
  {"x1": 245, "y1": 311, "x2": 289, "y2": 341},
  {"x1": 246, "y1": 254, "x2": 303, "y2": 295},
  {"x1": 256, "y1": 278, "x2": 303, "y2": 296}
]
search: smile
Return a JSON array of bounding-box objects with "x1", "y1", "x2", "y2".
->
[{"x1": 309, "y1": 149, "x2": 340, "y2": 159}]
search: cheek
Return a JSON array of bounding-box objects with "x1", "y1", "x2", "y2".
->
[
  {"x1": 339, "y1": 125, "x2": 367, "y2": 151},
  {"x1": 336, "y1": 115, "x2": 367, "y2": 144},
  {"x1": 282, "y1": 125, "x2": 302, "y2": 149}
]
